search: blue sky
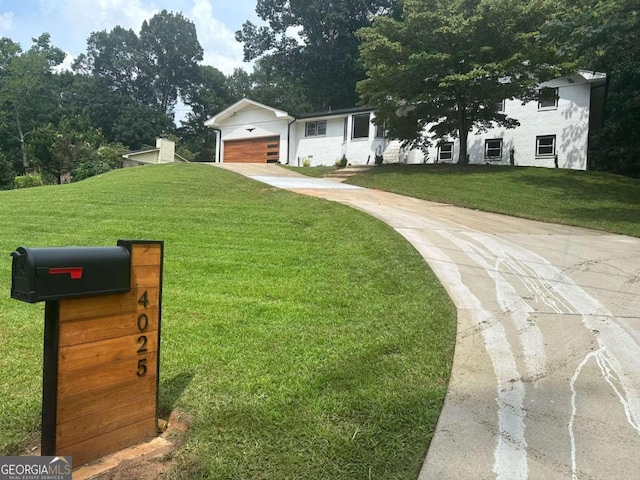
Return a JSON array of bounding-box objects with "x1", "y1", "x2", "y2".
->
[{"x1": 0, "y1": 0, "x2": 260, "y2": 75}]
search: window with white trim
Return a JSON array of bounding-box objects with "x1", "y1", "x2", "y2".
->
[
  {"x1": 438, "y1": 142, "x2": 454, "y2": 162},
  {"x1": 495, "y1": 100, "x2": 505, "y2": 112},
  {"x1": 305, "y1": 120, "x2": 327, "y2": 137},
  {"x1": 536, "y1": 135, "x2": 556, "y2": 157},
  {"x1": 485, "y1": 139, "x2": 503, "y2": 159},
  {"x1": 352, "y1": 113, "x2": 370, "y2": 139},
  {"x1": 538, "y1": 87, "x2": 558, "y2": 109}
]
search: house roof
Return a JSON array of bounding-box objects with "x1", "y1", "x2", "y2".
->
[
  {"x1": 204, "y1": 98, "x2": 295, "y2": 128},
  {"x1": 122, "y1": 148, "x2": 189, "y2": 163},
  {"x1": 295, "y1": 105, "x2": 375, "y2": 120}
]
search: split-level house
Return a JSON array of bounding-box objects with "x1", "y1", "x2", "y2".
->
[{"x1": 205, "y1": 70, "x2": 606, "y2": 170}]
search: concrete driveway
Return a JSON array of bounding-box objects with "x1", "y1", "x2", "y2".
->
[{"x1": 211, "y1": 163, "x2": 640, "y2": 479}]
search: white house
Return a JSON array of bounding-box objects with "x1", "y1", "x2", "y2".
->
[
  {"x1": 122, "y1": 138, "x2": 189, "y2": 167},
  {"x1": 205, "y1": 70, "x2": 606, "y2": 170}
]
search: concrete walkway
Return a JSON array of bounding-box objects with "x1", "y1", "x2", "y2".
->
[{"x1": 211, "y1": 163, "x2": 640, "y2": 479}]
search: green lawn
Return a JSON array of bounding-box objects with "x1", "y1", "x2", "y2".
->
[
  {"x1": 343, "y1": 164, "x2": 640, "y2": 237},
  {"x1": 0, "y1": 164, "x2": 455, "y2": 479},
  {"x1": 281, "y1": 165, "x2": 338, "y2": 177}
]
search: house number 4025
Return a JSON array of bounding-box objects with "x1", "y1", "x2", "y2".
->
[{"x1": 136, "y1": 291, "x2": 150, "y2": 377}]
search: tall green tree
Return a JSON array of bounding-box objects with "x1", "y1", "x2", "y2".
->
[
  {"x1": 236, "y1": 0, "x2": 396, "y2": 111},
  {"x1": 179, "y1": 65, "x2": 231, "y2": 161},
  {"x1": 543, "y1": 0, "x2": 640, "y2": 176},
  {"x1": 139, "y1": 10, "x2": 204, "y2": 114},
  {"x1": 75, "y1": 10, "x2": 203, "y2": 117},
  {"x1": 357, "y1": 0, "x2": 567, "y2": 164},
  {"x1": 0, "y1": 34, "x2": 65, "y2": 168}
]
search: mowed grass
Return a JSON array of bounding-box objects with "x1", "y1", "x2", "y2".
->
[
  {"x1": 0, "y1": 163, "x2": 455, "y2": 479},
  {"x1": 344, "y1": 164, "x2": 640, "y2": 237}
]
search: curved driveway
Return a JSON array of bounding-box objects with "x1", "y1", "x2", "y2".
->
[{"x1": 212, "y1": 163, "x2": 640, "y2": 479}]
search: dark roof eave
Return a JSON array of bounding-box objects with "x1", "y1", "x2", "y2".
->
[{"x1": 295, "y1": 106, "x2": 375, "y2": 119}]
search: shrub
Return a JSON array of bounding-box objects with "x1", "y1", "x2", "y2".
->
[
  {"x1": 374, "y1": 154, "x2": 384, "y2": 165},
  {"x1": 14, "y1": 174, "x2": 44, "y2": 189},
  {"x1": 337, "y1": 155, "x2": 348, "y2": 168},
  {"x1": 302, "y1": 157, "x2": 311, "y2": 167}
]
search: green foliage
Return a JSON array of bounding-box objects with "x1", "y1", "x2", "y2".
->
[
  {"x1": 13, "y1": 173, "x2": 43, "y2": 189},
  {"x1": 236, "y1": 0, "x2": 396, "y2": 110},
  {"x1": 357, "y1": 0, "x2": 569, "y2": 164},
  {"x1": 337, "y1": 154, "x2": 348, "y2": 168},
  {"x1": 542, "y1": 0, "x2": 640, "y2": 176},
  {"x1": 0, "y1": 35, "x2": 65, "y2": 168},
  {"x1": 0, "y1": 154, "x2": 15, "y2": 189}
]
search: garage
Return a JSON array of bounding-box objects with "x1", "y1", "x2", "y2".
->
[{"x1": 223, "y1": 136, "x2": 280, "y2": 163}]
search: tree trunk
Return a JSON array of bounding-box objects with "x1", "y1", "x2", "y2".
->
[
  {"x1": 16, "y1": 111, "x2": 29, "y2": 168},
  {"x1": 458, "y1": 128, "x2": 469, "y2": 165},
  {"x1": 457, "y1": 100, "x2": 469, "y2": 165}
]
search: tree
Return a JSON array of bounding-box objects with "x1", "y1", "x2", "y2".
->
[
  {"x1": 357, "y1": 0, "x2": 567, "y2": 164},
  {"x1": 139, "y1": 10, "x2": 204, "y2": 114},
  {"x1": 0, "y1": 34, "x2": 65, "y2": 169},
  {"x1": 29, "y1": 114, "x2": 104, "y2": 183},
  {"x1": 543, "y1": 0, "x2": 640, "y2": 176},
  {"x1": 75, "y1": 10, "x2": 203, "y2": 117},
  {"x1": 179, "y1": 65, "x2": 231, "y2": 161},
  {"x1": 236, "y1": 0, "x2": 396, "y2": 111}
]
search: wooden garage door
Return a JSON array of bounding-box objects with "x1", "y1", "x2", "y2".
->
[{"x1": 224, "y1": 136, "x2": 280, "y2": 163}]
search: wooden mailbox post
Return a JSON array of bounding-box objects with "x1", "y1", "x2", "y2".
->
[{"x1": 11, "y1": 240, "x2": 163, "y2": 467}]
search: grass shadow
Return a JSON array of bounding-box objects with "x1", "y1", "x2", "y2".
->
[{"x1": 159, "y1": 371, "x2": 194, "y2": 417}]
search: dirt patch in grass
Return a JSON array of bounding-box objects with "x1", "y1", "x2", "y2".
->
[{"x1": 23, "y1": 410, "x2": 190, "y2": 480}]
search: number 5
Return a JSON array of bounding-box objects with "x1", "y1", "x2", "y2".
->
[{"x1": 137, "y1": 358, "x2": 147, "y2": 377}]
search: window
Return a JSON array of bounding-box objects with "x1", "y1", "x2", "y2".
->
[
  {"x1": 536, "y1": 135, "x2": 556, "y2": 157},
  {"x1": 485, "y1": 139, "x2": 503, "y2": 159},
  {"x1": 538, "y1": 87, "x2": 558, "y2": 109},
  {"x1": 305, "y1": 120, "x2": 326, "y2": 137},
  {"x1": 352, "y1": 113, "x2": 370, "y2": 139},
  {"x1": 374, "y1": 123, "x2": 385, "y2": 139},
  {"x1": 495, "y1": 100, "x2": 505, "y2": 112},
  {"x1": 438, "y1": 142, "x2": 454, "y2": 162}
]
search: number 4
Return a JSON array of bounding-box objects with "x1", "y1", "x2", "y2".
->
[{"x1": 138, "y1": 291, "x2": 149, "y2": 308}]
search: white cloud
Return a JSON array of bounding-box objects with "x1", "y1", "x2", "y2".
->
[
  {"x1": 0, "y1": 11, "x2": 14, "y2": 36},
  {"x1": 189, "y1": 0, "x2": 246, "y2": 74}
]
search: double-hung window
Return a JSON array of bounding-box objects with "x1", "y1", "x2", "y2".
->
[
  {"x1": 485, "y1": 139, "x2": 503, "y2": 159},
  {"x1": 438, "y1": 142, "x2": 454, "y2": 162},
  {"x1": 536, "y1": 135, "x2": 556, "y2": 157},
  {"x1": 305, "y1": 120, "x2": 327, "y2": 137}
]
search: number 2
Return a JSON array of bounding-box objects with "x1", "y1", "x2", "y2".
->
[{"x1": 137, "y1": 335, "x2": 148, "y2": 353}]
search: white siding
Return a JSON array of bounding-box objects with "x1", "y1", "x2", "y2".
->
[
  {"x1": 416, "y1": 81, "x2": 592, "y2": 170},
  {"x1": 219, "y1": 106, "x2": 290, "y2": 163}
]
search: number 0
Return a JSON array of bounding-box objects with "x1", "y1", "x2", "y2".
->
[{"x1": 137, "y1": 313, "x2": 149, "y2": 331}]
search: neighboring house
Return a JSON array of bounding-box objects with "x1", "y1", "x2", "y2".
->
[
  {"x1": 205, "y1": 70, "x2": 606, "y2": 170},
  {"x1": 122, "y1": 138, "x2": 189, "y2": 167}
]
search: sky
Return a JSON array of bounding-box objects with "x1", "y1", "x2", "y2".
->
[{"x1": 0, "y1": 0, "x2": 260, "y2": 75}]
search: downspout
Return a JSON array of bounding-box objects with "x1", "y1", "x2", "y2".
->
[
  {"x1": 286, "y1": 117, "x2": 297, "y2": 165},
  {"x1": 212, "y1": 128, "x2": 222, "y2": 163}
]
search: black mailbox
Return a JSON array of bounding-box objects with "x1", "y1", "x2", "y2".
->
[{"x1": 10, "y1": 246, "x2": 131, "y2": 303}]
